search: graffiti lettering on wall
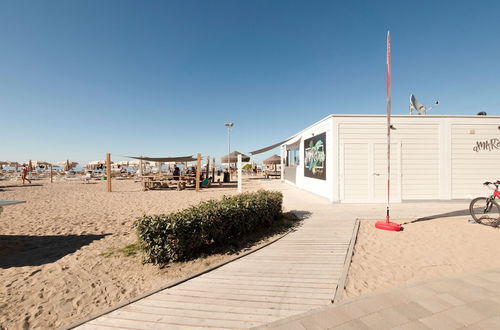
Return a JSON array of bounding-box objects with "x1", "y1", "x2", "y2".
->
[
  {"x1": 473, "y1": 138, "x2": 500, "y2": 152},
  {"x1": 304, "y1": 132, "x2": 326, "y2": 180}
]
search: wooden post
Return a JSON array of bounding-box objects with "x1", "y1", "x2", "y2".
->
[
  {"x1": 195, "y1": 153, "x2": 201, "y2": 192},
  {"x1": 206, "y1": 156, "x2": 210, "y2": 181},
  {"x1": 211, "y1": 156, "x2": 215, "y2": 183},
  {"x1": 106, "y1": 153, "x2": 112, "y2": 192},
  {"x1": 237, "y1": 154, "x2": 242, "y2": 193},
  {"x1": 50, "y1": 164, "x2": 53, "y2": 183}
]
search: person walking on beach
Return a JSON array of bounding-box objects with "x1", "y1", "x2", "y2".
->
[{"x1": 21, "y1": 165, "x2": 31, "y2": 185}]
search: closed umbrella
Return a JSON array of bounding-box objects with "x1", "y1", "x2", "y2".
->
[{"x1": 27, "y1": 160, "x2": 33, "y2": 172}]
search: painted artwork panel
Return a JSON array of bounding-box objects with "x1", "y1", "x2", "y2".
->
[{"x1": 304, "y1": 132, "x2": 326, "y2": 180}]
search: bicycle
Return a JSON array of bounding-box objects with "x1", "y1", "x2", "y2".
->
[{"x1": 469, "y1": 181, "x2": 500, "y2": 227}]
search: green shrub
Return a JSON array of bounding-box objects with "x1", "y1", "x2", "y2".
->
[{"x1": 134, "y1": 189, "x2": 283, "y2": 265}]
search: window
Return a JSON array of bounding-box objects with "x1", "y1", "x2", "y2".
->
[{"x1": 286, "y1": 148, "x2": 300, "y2": 166}]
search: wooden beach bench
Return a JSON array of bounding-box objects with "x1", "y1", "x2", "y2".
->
[
  {"x1": 141, "y1": 175, "x2": 196, "y2": 191},
  {"x1": 264, "y1": 171, "x2": 281, "y2": 179}
]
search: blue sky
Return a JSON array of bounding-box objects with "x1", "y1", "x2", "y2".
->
[{"x1": 1, "y1": 0, "x2": 499, "y2": 165}]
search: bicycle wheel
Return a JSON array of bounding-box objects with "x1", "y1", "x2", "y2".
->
[{"x1": 469, "y1": 197, "x2": 500, "y2": 227}]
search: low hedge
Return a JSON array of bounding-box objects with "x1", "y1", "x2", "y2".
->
[{"x1": 134, "y1": 190, "x2": 283, "y2": 265}]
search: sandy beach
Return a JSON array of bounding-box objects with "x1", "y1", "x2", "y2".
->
[
  {"x1": 0, "y1": 179, "x2": 264, "y2": 329},
  {"x1": 344, "y1": 216, "x2": 500, "y2": 299}
]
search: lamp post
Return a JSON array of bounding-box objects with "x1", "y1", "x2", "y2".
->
[{"x1": 225, "y1": 122, "x2": 234, "y2": 180}]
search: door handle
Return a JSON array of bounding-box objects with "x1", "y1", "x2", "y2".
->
[{"x1": 373, "y1": 173, "x2": 380, "y2": 176}]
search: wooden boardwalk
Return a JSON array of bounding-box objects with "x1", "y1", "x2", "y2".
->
[{"x1": 75, "y1": 182, "x2": 358, "y2": 329}]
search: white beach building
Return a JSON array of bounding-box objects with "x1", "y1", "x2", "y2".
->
[{"x1": 280, "y1": 114, "x2": 500, "y2": 203}]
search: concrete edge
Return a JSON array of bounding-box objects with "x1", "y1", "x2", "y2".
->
[
  {"x1": 252, "y1": 218, "x2": 361, "y2": 330},
  {"x1": 332, "y1": 218, "x2": 360, "y2": 304},
  {"x1": 61, "y1": 224, "x2": 296, "y2": 330}
]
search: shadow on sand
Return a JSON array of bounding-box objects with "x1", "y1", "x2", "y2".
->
[
  {"x1": 402, "y1": 209, "x2": 471, "y2": 225},
  {"x1": 0, "y1": 183, "x2": 44, "y2": 191},
  {"x1": 0, "y1": 233, "x2": 110, "y2": 268}
]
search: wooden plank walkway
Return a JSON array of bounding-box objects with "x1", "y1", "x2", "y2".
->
[{"x1": 75, "y1": 181, "x2": 358, "y2": 329}]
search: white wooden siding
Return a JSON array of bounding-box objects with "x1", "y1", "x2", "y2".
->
[
  {"x1": 451, "y1": 124, "x2": 500, "y2": 199},
  {"x1": 339, "y1": 123, "x2": 440, "y2": 201},
  {"x1": 342, "y1": 143, "x2": 369, "y2": 201},
  {"x1": 373, "y1": 142, "x2": 401, "y2": 202}
]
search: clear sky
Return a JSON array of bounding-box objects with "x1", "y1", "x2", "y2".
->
[{"x1": 1, "y1": 0, "x2": 499, "y2": 165}]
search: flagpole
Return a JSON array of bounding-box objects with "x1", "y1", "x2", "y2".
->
[
  {"x1": 386, "y1": 30, "x2": 391, "y2": 224},
  {"x1": 375, "y1": 31, "x2": 401, "y2": 232}
]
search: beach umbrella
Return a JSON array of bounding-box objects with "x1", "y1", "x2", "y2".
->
[
  {"x1": 32, "y1": 160, "x2": 52, "y2": 169},
  {"x1": 58, "y1": 160, "x2": 78, "y2": 171},
  {"x1": 220, "y1": 151, "x2": 250, "y2": 163},
  {"x1": 7, "y1": 161, "x2": 20, "y2": 171},
  {"x1": 86, "y1": 160, "x2": 112, "y2": 170},
  {"x1": 27, "y1": 160, "x2": 33, "y2": 172},
  {"x1": 263, "y1": 154, "x2": 281, "y2": 165},
  {"x1": 263, "y1": 154, "x2": 281, "y2": 171}
]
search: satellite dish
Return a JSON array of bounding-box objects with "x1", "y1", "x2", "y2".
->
[
  {"x1": 410, "y1": 94, "x2": 425, "y2": 115},
  {"x1": 409, "y1": 94, "x2": 440, "y2": 115}
]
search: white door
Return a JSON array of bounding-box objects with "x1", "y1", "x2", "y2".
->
[{"x1": 341, "y1": 142, "x2": 401, "y2": 203}]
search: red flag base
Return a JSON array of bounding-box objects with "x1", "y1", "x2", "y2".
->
[{"x1": 375, "y1": 220, "x2": 401, "y2": 231}]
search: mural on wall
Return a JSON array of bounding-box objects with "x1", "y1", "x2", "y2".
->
[
  {"x1": 304, "y1": 132, "x2": 326, "y2": 180},
  {"x1": 473, "y1": 138, "x2": 500, "y2": 152}
]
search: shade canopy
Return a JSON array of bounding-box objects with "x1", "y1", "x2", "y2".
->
[
  {"x1": 127, "y1": 155, "x2": 197, "y2": 163},
  {"x1": 220, "y1": 151, "x2": 250, "y2": 163},
  {"x1": 128, "y1": 159, "x2": 149, "y2": 167},
  {"x1": 249, "y1": 140, "x2": 288, "y2": 155},
  {"x1": 263, "y1": 154, "x2": 281, "y2": 165}
]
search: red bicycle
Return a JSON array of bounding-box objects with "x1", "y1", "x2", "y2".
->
[{"x1": 469, "y1": 181, "x2": 500, "y2": 227}]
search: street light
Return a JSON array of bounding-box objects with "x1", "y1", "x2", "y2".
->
[{"x1": 225, "y1": 122, "x2": 234, "y2": 180}]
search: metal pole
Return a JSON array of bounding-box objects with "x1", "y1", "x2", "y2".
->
[
  {"x1": 106, "y1": 153, "x2": 112, "y2": 192},
  {"x1": 225, "y1": 122, "x2": 234, "y2": 181},
  {"x1": 228, "y1": 126, "x2": 230, "y2": 178},
  {"x1": 237, "y1": 154, "x2": 242, "y2": 193}
]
